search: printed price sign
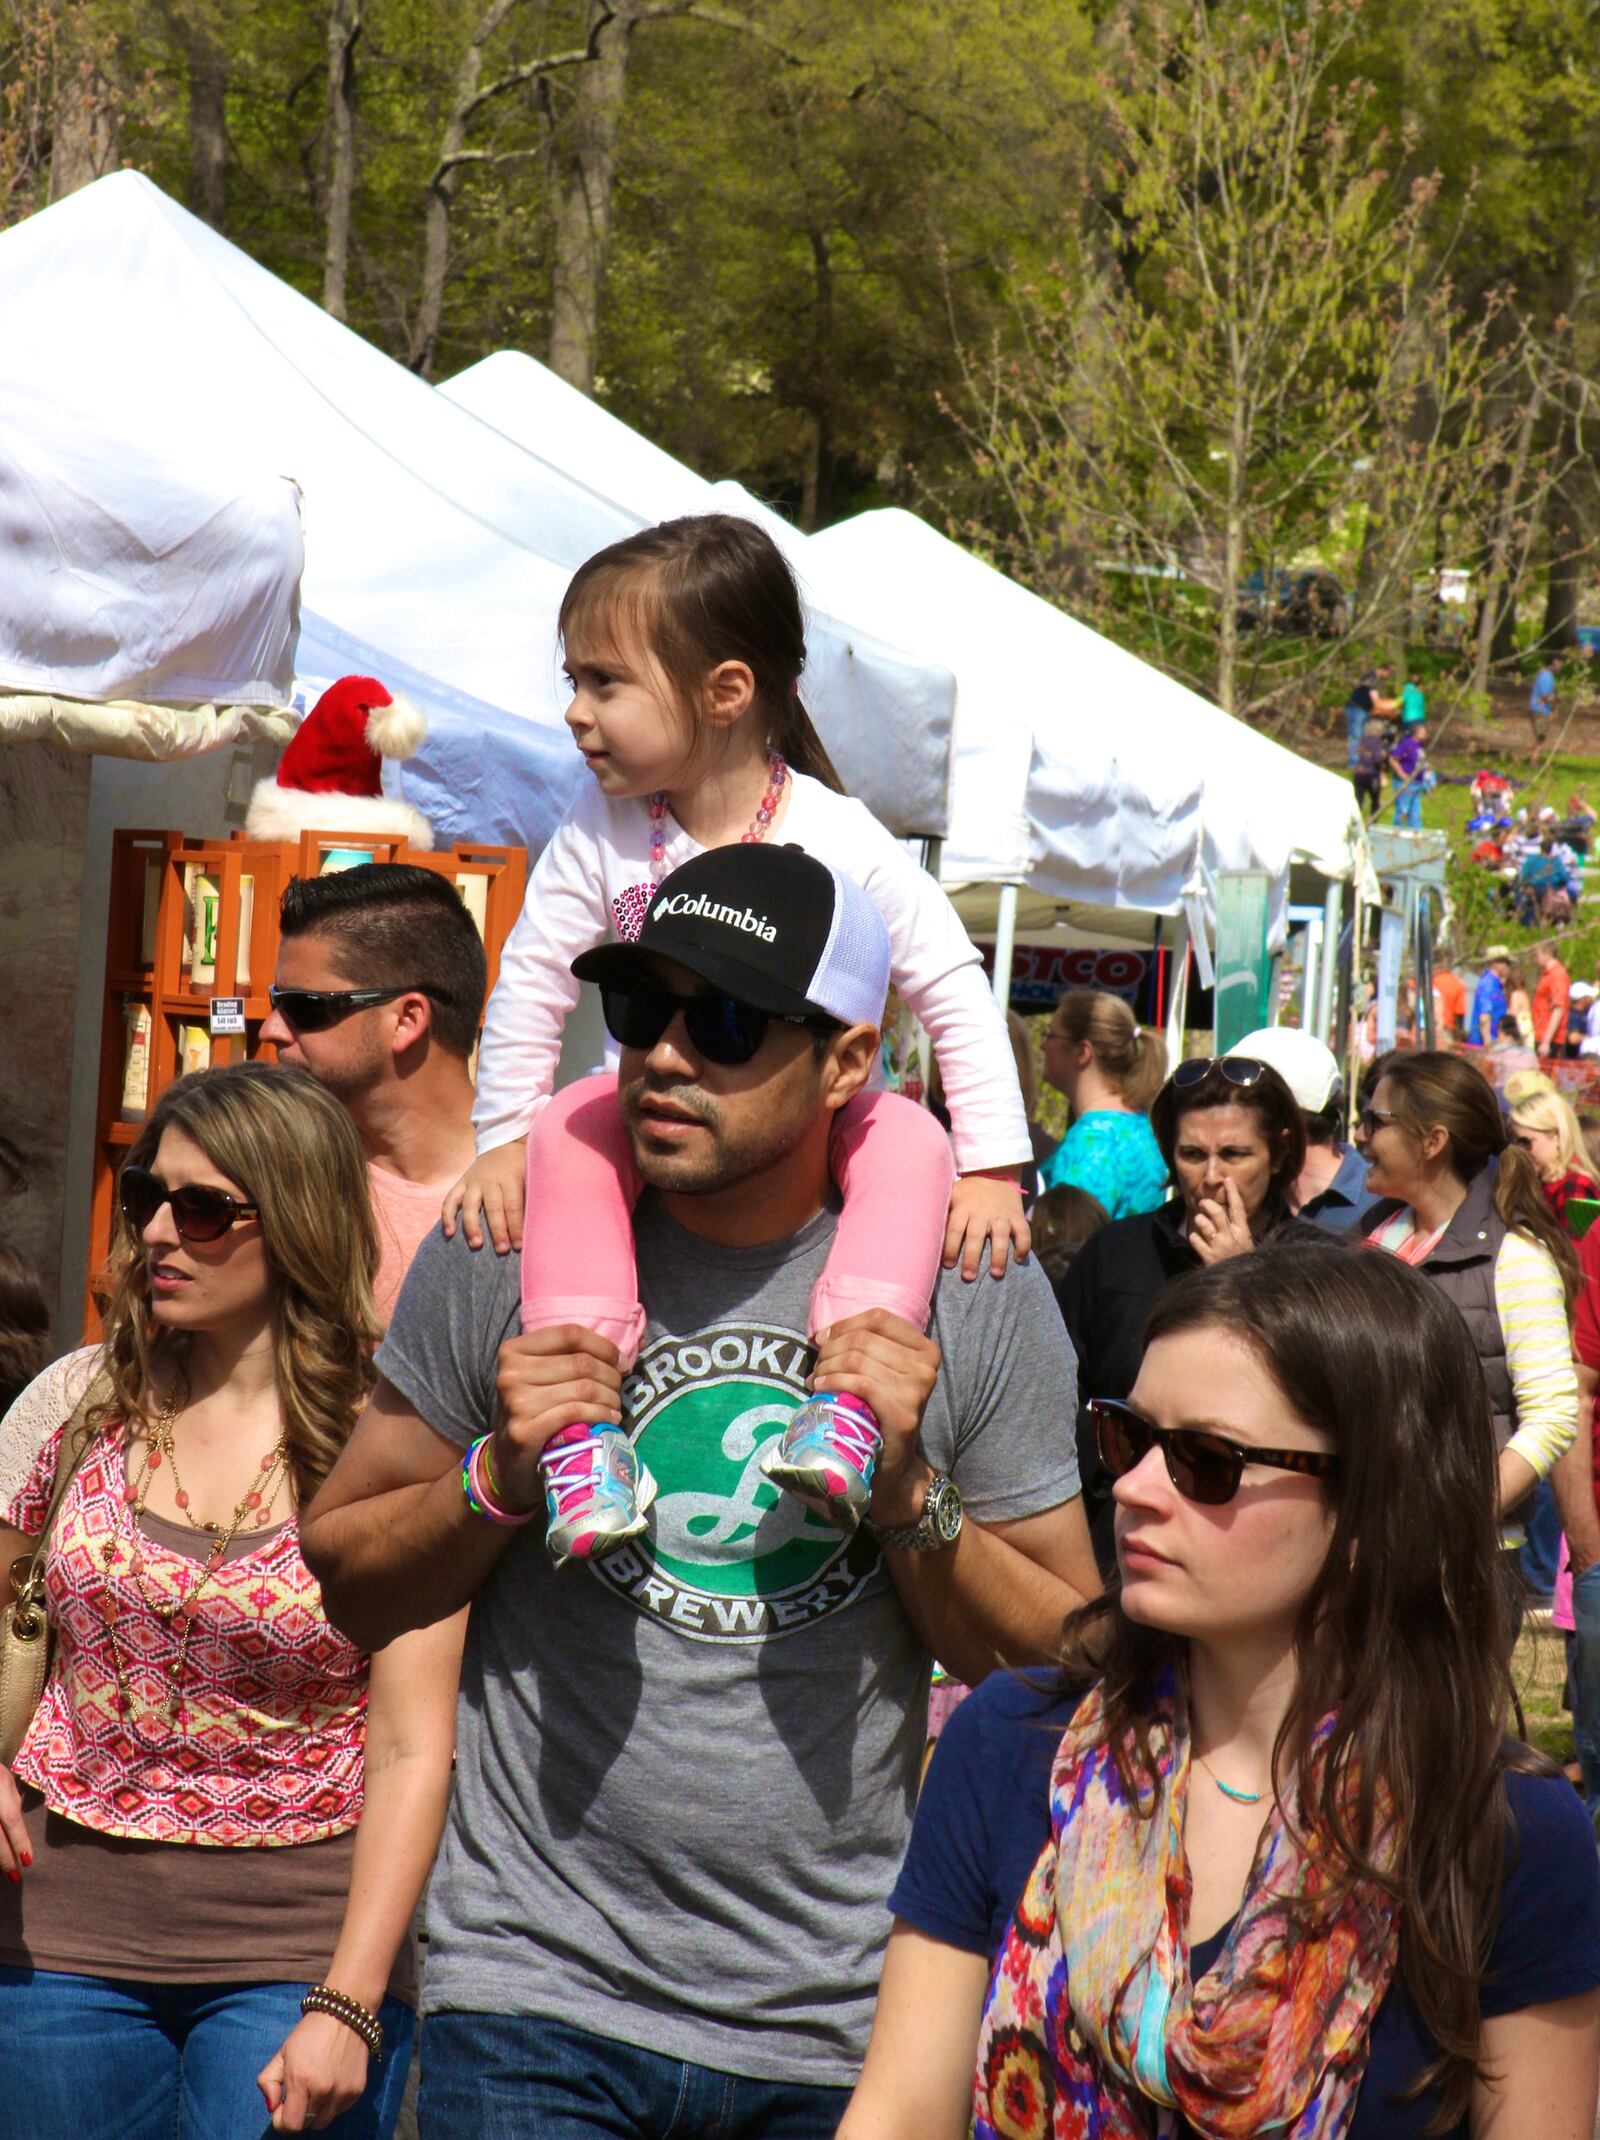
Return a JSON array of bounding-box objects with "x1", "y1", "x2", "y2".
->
[{"x1": 209, "y1": 997, "x2": 247, "y2": 1036}]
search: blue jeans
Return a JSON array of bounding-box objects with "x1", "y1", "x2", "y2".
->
[
  {"x1": 0, "y1": 1966, "x2": 414, "y2": 2140},
  {"x1": 1392, "y1": 779, "x2": 1424, "y2": 829},
  {"x1": 1521, "y1": 1478, "x2": 1563, "y2": 1600},
  {"x1": 419, "y1": 2012, "x2": 850, "y2": 2139},
  {"x1": 1570, "y1": 1561, "x2": 1600, "y2": 1825},
  {"x1": 1345, "y1": 702, "x2": 1366, "y2": 766}
]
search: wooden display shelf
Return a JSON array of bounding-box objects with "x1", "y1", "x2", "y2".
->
[{"x1": 86, "y1": 825, "x2": 526, "y2": 1333}]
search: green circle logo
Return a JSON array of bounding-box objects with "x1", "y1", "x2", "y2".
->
[{"x1": 592, "y1": 1322, "x2": 879, "y2": 1642}]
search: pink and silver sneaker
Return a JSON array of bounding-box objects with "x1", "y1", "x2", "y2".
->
[
  {"x1": 760, "y1": 1392, "x2": 881, "y2": 1533},
  {"x1": 541, "y1": 1427, "x2": 656, "y2": 1570}
]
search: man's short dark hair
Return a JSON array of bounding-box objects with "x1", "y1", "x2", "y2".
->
[{"x1": 279, "y1": 863, "x2": 489, "y2": 1059}]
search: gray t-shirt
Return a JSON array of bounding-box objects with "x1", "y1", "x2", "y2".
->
[{"x1": 376, "y1": 1195, "x2": 1079, "y2": 2085}]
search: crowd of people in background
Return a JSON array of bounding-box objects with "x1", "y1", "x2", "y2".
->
[{"x1": 3, "y1": 514, "x2": 1600, "y2": 2140}]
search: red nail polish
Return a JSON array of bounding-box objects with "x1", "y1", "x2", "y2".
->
[
  {"x1": 7, "y1": 1870, "x2": 17, "y2": 1884},
  {"x1": 18, "y1": 1853, "x2": 30, "y2": 1868}
]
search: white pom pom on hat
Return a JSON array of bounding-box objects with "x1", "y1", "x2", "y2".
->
[{"x1": 243, "y1": 673, "x2": 434, "y2": 847}]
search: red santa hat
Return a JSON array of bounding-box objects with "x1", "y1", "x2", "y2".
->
[{"x1": 245, "y1": 674, "x2": 434, "y2": 847}]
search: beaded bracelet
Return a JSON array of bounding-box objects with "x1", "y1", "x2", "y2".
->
[
  {"x1": 460, "y1": 1433, "x2": 539, "y2": 1526},
  {"x1": 300, "y1": 1983, "x2": 384, "y2": 2061}
]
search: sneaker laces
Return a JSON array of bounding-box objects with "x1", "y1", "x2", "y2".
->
[
  {"x1": 813, "y1": 1398, "x2": 879, "y2": 1473},
  {"x1": 544, "y1": 1432, "x2": 607, "y2": 1519}
]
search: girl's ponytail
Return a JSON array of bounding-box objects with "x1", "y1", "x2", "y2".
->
[{"x1": 775, "y1": 692, "x2": 844, "y2": 793}]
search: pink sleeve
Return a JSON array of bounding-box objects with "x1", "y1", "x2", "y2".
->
[{"x1": 812, "y1": 1092, "x2": 957, "y2": 1337}]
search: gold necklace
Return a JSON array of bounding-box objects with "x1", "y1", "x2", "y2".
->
[
  {"x1": 98, "y1": 1381, "x2": 289, "y2": 1740},
  {"x1": 1194, "y1": 1748, "x2": 1265, "y2": 1806}
]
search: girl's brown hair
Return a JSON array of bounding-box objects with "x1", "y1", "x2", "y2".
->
[
  {"x1": 1063, "y1": 1246, "x2": 1537, "y2": 2129},
  {"x1": 1051, "y1": 989, "x2": 1168, "y2": 1112},
  {"x1": 558, "y1": 515, "x2": 845, "y2": 791},
  {"x1": 1379, "y1": 1051, "x2": 1579, "y2": 1313},
  {"x1": 96, "y1": 1063, "x2": 381, "y2": 1508}
]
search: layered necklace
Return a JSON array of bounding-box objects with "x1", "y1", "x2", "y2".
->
[
  {"x1": 99, "y1": 1374, "x2": 289, "y2": 1739},
  {"x1": 647, "y1": 749, "x2": 787, "y2": 883}
]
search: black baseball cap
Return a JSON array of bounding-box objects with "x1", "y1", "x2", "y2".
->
[{"x1": 572, "y1": 844, "x2": 891, "y2": 1027}]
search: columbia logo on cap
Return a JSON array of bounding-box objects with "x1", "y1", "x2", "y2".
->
[{"x1": 654, "y1": 890, "x2": 778, "y2": 943}]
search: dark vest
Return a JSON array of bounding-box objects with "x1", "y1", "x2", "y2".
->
[{"x1": 1368, "y1": 1165, "x2": 1513, "y2": 1449}]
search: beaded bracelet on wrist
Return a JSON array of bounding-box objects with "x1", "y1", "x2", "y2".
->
[{"x1": 300, "y1": 1983, "x2": 384, "y2": 2061}]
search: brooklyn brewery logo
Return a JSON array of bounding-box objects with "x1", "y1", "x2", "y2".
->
[{"x1": 588, "y1": 1320, "x2": 880, "y2": 1641}]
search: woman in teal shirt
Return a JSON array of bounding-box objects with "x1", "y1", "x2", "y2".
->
[{"x1": 1039, "y1": 989, "x2": 1170, "y2": 1218}]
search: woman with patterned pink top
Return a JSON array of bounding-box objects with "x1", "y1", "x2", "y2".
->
[{"x1": 0, "y1": 1063, "x2": 462, "y2": 2140}]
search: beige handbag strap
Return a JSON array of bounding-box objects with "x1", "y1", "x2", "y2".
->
[{"x1": 7, "y1": 1362, "x2": 116, "y2": 1624}]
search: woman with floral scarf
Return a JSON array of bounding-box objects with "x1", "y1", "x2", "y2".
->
[{"x1": 840, "y1": 1248, "x2": 1600, "y2": 2139}]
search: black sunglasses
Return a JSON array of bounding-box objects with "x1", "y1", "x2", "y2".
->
[
  {"x1": 267, "y1": 985, "x2": 428, "y2": 1033},
  {"x1": 120, "y1": 1164, "x2": 260, "y2": 1246},
  {"x1": 1356, "y1": 1105, "x2": 1398, "y2": 1136},
  {"x1": 1089, "y1": 1397, "x2": 1338, "y2": 1508},
  {"x1": 1171, "y1": 1056, "x2": 1268, "y2": 1092},
  {"x1": 600, "y1": 984, "x2": 836, "y2": 1067}
]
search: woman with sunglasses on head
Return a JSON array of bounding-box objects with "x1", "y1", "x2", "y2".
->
[
  {"x1": 1356, "y1": 1051, "x2": 1579, "y2": 1552},
  {"x1": 0, "y1": 1063, "x2": 462, "y2": 2140},
  {"x1": 840, "y1": 1248, "x2": 1600, "y2": 2140},
  {"x1": 1058, "y1": 1053, "x2": 1328, "y2": 1570}
]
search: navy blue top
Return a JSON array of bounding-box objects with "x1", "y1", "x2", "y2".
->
[
  {"x1": 1301, "y1": 1142, "x2": 1384, "y2": 1237},
  {"x1": 892, "y1": 1672, "x2": 1600, "y2": 2140}
]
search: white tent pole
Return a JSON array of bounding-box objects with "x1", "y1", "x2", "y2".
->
[
  {"x1": 991, "y1": 882, "x2": 1020, "y2": 1010},
  {"x1": 1316, "y1": 882, "x2": 1343, "y2": 1045},
  {"x1": 1300, "y1": 921, "x2": 1321, "y2": 1038}
]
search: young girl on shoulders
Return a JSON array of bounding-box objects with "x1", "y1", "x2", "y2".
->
[{"x1": 443, "y1": 513, "x2": 1033, "y2": 1562}]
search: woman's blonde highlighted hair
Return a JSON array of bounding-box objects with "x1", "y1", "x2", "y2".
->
[
  {"x1": 97, "y1": 1063, "x2": 380, "y2": 1509},
  {"x1": 1052, "y1": 989, "x2": 1168, "y2": 1112},
  {"x1": 1510, "y1": 1086, "x2": 1588, "y2": 1181}
]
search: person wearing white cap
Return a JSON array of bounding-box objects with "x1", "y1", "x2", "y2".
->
[{"x1": 1226, "y1": 1029, "x2": 1381, "y2": 1236}]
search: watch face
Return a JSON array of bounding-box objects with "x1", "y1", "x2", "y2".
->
[{"x1": 929, "y1": 1479, "x2": 964, "y2": 1543}]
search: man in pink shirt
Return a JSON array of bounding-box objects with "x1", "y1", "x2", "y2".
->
[{"x1": 260, "y1": 865, "x2": 485, "y2": 1323}]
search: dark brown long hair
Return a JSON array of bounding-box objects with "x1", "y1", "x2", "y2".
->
[
  {"x1": 558, "y1": 515, "x2": 845, "y2": 791},
  {"x1": 97, "y1": 1063, "x2": 380, "y2": 1509},
  {"x1": 1379, "y1": 1051, "x2": 1579, "y2": 1313},
  {"x1": 1062, "y1": 1246, "x2": 1533, "y2": 2129}
]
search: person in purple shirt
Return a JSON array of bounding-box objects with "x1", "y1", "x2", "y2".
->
[{"x1": 1390, "y1": 725, "x2": 1428, "y2": 830}]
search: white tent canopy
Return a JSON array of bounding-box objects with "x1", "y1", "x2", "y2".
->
[
  {"x1": 0, "y1": 374, "x2": 302, "y2": 712},
  {"x1": 809, "y1": 510, "x2": 1369, "y2": 931},
  {"x1": 0, "y1": 176, "x2": 950, "y2": 844},
  {"x1": 441, "y1": 351, "x2": 956, "y2": 839}
]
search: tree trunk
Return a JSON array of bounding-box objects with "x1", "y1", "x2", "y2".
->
[
  {"x1": 48, "y1": 7, "x2": 118, "y2": 201},
  {"x1": 547, "y1": 0, "x2": 632, "y2": 394},
  {"x1": 1539, "y1": 420, "x2": 1584, "y2": 652},
  {"x1": 188, "y1": 33, "x2": 228, "y2": 229},
  {"x1": 797, "y1": 224, "x2": 835, "y2": 532},
  {"x1": 1472, "y1": 375, "x2": 1545, "y2": 701},
  {"x1": 412, "y1": 0, "x2": 514, "y2": 377},
  {"x1": 321, "y1": 0, "x2": 361, "y2": 320},
  {"x1": 1216, "y1": 411, "x2": 1247, "y2": 715}
]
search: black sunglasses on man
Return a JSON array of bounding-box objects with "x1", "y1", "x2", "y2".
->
[{"x1": 267, "y1": 984, "x2": 454, "y2": 1035}]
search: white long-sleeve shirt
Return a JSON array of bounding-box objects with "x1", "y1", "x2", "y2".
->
[{"x1": 473, "y1": 773, "x2": 1032, "y2": 1175}]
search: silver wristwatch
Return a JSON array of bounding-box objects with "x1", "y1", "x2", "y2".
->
[{"x1": 865, "y1": 1473, "x2": 964, "y2": 1551}]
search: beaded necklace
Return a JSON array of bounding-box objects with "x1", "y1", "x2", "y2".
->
[
  {"x1": 647, "y1": 749, "x2": 787, "y2": 883},
  {"x1": 98, "y1": 1376, "x2": 289, "y2": 1740}
]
